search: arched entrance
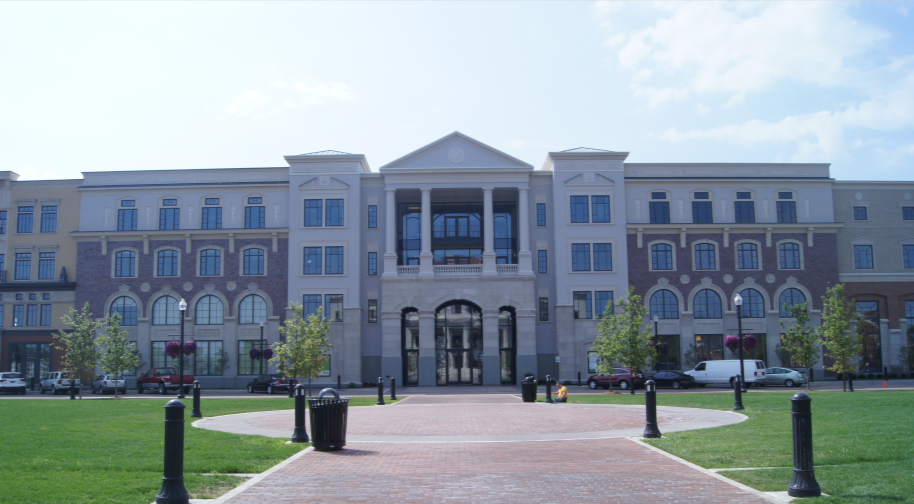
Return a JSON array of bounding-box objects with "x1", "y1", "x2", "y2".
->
[
  {"x1": 401, "y1": 309, "x2": 419, "y2": 386},
  {"x1": 435, "y1": 301, "x2": 483, "y2": 385},
  {"x1": 498, "y1": 307, "x2": 517, "y2": 385}
]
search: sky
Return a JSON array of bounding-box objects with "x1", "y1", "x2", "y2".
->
[{"x1": 2, "y1": 1, "x2": 913, "y2": 181}]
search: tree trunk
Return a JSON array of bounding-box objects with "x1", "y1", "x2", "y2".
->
[
  {"x1": 308, "y1": 377, "x2": 312, "y2": 398},
  {"x1": 806, "y1": 366, "x2": 811, "y2": 391}
]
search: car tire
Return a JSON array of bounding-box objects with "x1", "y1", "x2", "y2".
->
[
  {"x1": 587, "y1": 380, "x2": 597, "y2": 390},
  {"x1": 53, "y1": 386, "x2": 59, "y2": 395},
  {"x1": 158, "y1": 383, "x2": 166, "y2": 395},
  {"x1": 673, "y1": 381, "x2": 681, "y2": 390},
  {"x1": 697, "y1": 383, "x2": 706, "y2": 388},
  {"x1": 267, "y1": 385, "x2": 275, "y2": 394},
  {"x1": 247, "y1": 385, "x2": 254, "y2": 393},
  {"x1": 21, "y1": 387, "x2": 27, "y2": 395},
  {"x1": 137, "y1": 383, "x2": 144, "y2": 394},
  {"x1": 39, "y1": 385, "x2": 45, "y2": 394},
  {"x1": 785, "y1": 379, "x2": 795, "y2": 388},
  {"x1": 618, "y1": 380, "x2": 630, "y2": 390}
]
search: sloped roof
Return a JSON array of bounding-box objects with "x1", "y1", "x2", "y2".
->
[
  {"x1": 560, "y1": 147, "x2": 616, "y2": 153},
  {"x1": 298, "y1": 150, "x2": 352, "y2": 156},
  {"x1": 380, "y1": 131, "x2": 532, "y2": 170}
]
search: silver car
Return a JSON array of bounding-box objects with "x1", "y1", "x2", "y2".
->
[
  {"x1": 765, "y1": 367, "x2": 807, "y2": 387},
  {"x1": 91, "y1": 375, "x2": 126, "y2": 395}
]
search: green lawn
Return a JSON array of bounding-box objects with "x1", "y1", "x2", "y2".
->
[
  {"x1": 0, "y1": 397, "x2": 395, "y2": 504},
  {"x1": 571, "y1": 390, "x2": 914, "y2": 504}
]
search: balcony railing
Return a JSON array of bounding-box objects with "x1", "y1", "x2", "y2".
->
[
  {"x1": 434, "y1": 265, "x2": 482, "y2": 276},
  {"x1": 397, "y1": 265, "x2": 419, "y2": 276},
  {"x1": 496, "y1": 264, "x2": 518, "y2": 275}
]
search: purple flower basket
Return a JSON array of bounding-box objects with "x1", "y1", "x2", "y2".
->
[
  {"x1": 724, "y1": 335, "x2": 740, "y2": 353},
  {"x1": 184, "y1": 341, "x2": 197, "y2": 356},
  {"x1": 165, "y1": 341, "x2": 182, "y2": 359},
  {"x1": 249, "y1": 348, "x2": 261, "y2": 360},
  {"x1": 262, "y1": 348, "x2": 274, "y2": 360},
  {"x1": 743, "y1": 334, "x2": 758, "y2": 352}
]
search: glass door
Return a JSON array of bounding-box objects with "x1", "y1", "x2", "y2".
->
[{"x1": 9, "y1": 343, "x2": 52, "y2": 390}]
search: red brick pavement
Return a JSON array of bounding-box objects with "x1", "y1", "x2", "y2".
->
[{"x1": 221, "y1": 438, "x2": 772, "y2": 504}]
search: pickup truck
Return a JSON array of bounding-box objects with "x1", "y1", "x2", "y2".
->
[
  {"x1": 136, "y1": 367, "x2": 194, "y2": 395},
  {"x1": 38, "y1": 372, "x2": 81, "y2": 395}
]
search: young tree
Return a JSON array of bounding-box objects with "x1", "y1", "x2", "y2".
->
[
  {"x1": 593, "y1": 287, "x2": 656, "y2": 393},
  {"x1": 55, "y1": 303, "x2": 100, "y2": 399},
  {"x1": 682, "y1": 344, "x2": 700, "y2": 370},
  {"x1": 96, "y1": 312, "x2": 141, "y2": 398},
  {"x1": 817, "y1": 284, "x2": 864, "y2": 392},
  {"x1": 780, "y1": 302, "x2": 819, "y2": 390},
  {"x1": 214, "y1": 348, "x2": 232, "y2": 375},
  {"x1": 270, "y1": 303, "x2": 331, "y2": 397}
]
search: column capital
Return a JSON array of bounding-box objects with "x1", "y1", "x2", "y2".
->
[
  {"x1": 518, "y1": 187, "x2": 529, "y2": 193},
  {"x1": 482, "y1": 187, "x2": 494, "y2": 194},
  {"x1": 420, "y1": 187, "x2": 432, "y2": 193},
  {"x1": 385, "y1": 188, "x2": 397, "y2": 194}
]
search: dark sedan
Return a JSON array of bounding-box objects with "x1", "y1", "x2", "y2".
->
[
  {"x1": 649, "y1": 371, "x2": 694, "y2": 389},
  {"x1": 246, "y1": 374, "x2": 295, "y2": 394}
]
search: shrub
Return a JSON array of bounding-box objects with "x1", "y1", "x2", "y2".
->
[
  {"x1": 563, "y1": 380, "x2": 572, "y2": 386},
  {"x1": 890, "y1": 373, "x2": 898, "y2": 379},
  {"x1": 901, "y1": 373, "x2": 908, "y2": 379},
  {"x1": 868, "y1": 373, "x2": 875, "y2": 379},
  {"x1": 876, "y1": 374, "x2": 883, "y2": 379},
  {"x1": 347, "y1": 382, "x2": 356, "y2": 388}
]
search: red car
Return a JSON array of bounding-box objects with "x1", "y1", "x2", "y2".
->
[{"x1": 587, "y1": 368, "x2": 646, "y2": 390}]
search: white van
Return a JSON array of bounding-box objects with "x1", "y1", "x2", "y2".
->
[{"x1": 685, "y1": 360, "x2": 767, "y2": 386}]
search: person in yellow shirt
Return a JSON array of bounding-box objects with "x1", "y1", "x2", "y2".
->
[{"x1": 552, "y1": 381, "x2": 568, "y2": 403}]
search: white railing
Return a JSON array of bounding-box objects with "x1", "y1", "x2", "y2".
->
[
  {"x1": 397, "y1": 265, "x2": 419, "y2": 276},
  {"x1": 434, "y1": 265, "x2": 482, "y2": 276},
  {"x1": 496, "y1": 264, "x2": 518, "y2": 275}
]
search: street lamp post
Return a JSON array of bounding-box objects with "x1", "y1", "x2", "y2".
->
[
  {"x1": 259, "y1": 319, "x2": 265, "y2": 376},
  {"x1": 734, "y1": 293, "x2": 747, "y2": 393},
  {"x1": 178, "y1": 298, "x2": 187, "y2": 399},
  {"x1": 652, "y1": 314, "x2": 659, "y2": 372}
]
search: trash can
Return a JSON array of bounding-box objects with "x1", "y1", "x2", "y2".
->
[
  {"x1": 521, "y1": 373, "x2": 537, "y2": 402},
  {"x1": 308, "y1": 388, "x2": 350, "y2": 451}
]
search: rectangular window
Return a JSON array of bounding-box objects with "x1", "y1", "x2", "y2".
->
[
  {"x1": 121, "y1": 200, "x2": 136, "y2": 207},
  {"x1": 736, "y1": 192, "x2": 752, "y2": 200},
  {"x1": 368, "y1": 299, "x2": 378, "y2": 323},
  {"x1": 205, "y1": 198, "x2": 220, "y2": 206},
  {"x1": 570, "y1": 196, "x2": 589, "y2": 223},
  {"x1": 117, "y1": 209, "x2": 137, "y2": 231},
  {"x1": 237, "y1": 341, "x2": 263, "y2": 375},
  {"x1": 199, "y1": 250, "x2": 221, "y2": 276},
  {"x1": 853, "y1": 207, "x2": 868, "y2": 220},
  {"x1": 159, "y1": 208, "x2": 180, "y2": 230},
  {"x1": 536, "y1": 203, "x2": 547, "y2": 226},
  {"x1": 593, "y1": 243, "x2": 612, "y2": 271},
  {"x1": 903, "y1": 207, "x2": 914, "y2": 220},
  {"x1": 0, "y1": 254, "x2": 4, "y2": 280},
  {"x1": 325, "y1": 294, "x2": 343, "y2": 322},
  {"x1": 304, "y1": 247, "x2": 322, "y2": 274},
  {"x1": 737, "y1": 243, "x2": 759, "y2": 269},
  {"x1": 694, "y1": 243, "x2": 716, "y2": 270},
  {"x1": 304, "y1": 199, "x2": 322, "y2": 226},
  {"x1": 248, "y1": 197, "x2": 262, "y2": 205},
  {"x1": 735, "y1": 201, "x2": 756, "y2": 223},
  {"x1": 243, "y1": 248, "x2": 265, "y2": 275},
  {"x1": 692, "y1": 201, "x2": 713, "y2": 223},
  {"x1": 38, "y1": 252, "x2": 55, "y2": 280},
  {"x1": 14, "y1": 253, "x2": 31, "y2": 280},
  {"x1": 0, "y1": 210, "x2": 7, "y2": 234},
  {"x1": 17, "y1": 206, "x2": 34, "y2": 233},
  {"x1": 157, "y1": 250, "x2": 179, "y2": 277},
  {"x1": 162, "y1": 199, "x2": 178, "y2": 206},
  {"x1": 651, "y1": 244, "x2": 673, "y2": 270},
  {"x1": 903, "y1": 245, "x2": 914, "y2": 269},
  {"x1": 303, "y1": 295, "x2": 322, "y2": 317},
  {"x1": 571, "y1": 243, "x2": 591, "y2": 271},
  {"x1": 591, "y1": 196, "x2": 610, "y2": 223},
  {"x1": 538, "y1": 297, "x2": 549, "y2": 322},
  {"x1": 13, "y1": 305, "x2": 24, "y2": 327},
  {"x1": 537, "y1": 250, "x2": 548, "y2": 274},
  {"x1": 194, "y1": 340, "x2": 224, "y2": 376},
  {"x1": 595, "y1": 291, "x2": 614, "y2": 318},
  {"x1": 649, "y1": 201, "x2": 670, "y2": 224},
  {"x1": 778, "y1": 192, "x2": 793, "y2": 200},
  {"x1": 651, "y1": 192, "x2": 667, "y2": 200},
  {"x1": 244, "y1": 206, "x2": 265, "y2": 229},
  {"x1": 325, "y1": 247, "x2": 344, "y2": 274},
  {"x1": 367, "y1": 205, "x2": 378, "y2": 228},
  {"x1": 854, "y1": 245, "x2": 874, "y2": 269},
  {"x1": 325, "y1": 199, "x2": 344, "y2": 226},
  {"x1": 693, "y1": 192, "x2": 709, "y2": 200},
  {"x1": 573, "y1": 291, "x2": 592, "y2": 319},
  {"x1": 40, "y1": 206, "x2": 58, "y2": 233},
  {"x1": 40, "y1": 304, "x2": 51, "y2": 326},
  {"x1": 201, "y1": 207, "x2": 222, "y2": 229},
  {"x1": 368, "y1": 251, "x2": 378, "y2": 276},
  {"x1": 27, "y1": 305, "x2": 38, "y2": 326},
  {"x1": 780, "y1": 243, "x2": 801, "y2": 269},
  {"x1": 0, "y1": 305, "x2": 4, "y2": 327},
  {"x1": 777, "y1": 201, "x2": 797, "y2": 223}
]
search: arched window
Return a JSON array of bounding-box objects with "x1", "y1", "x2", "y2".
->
[
  {"x1": 114, "y1": 250, "x2": 135, "y2": 277},
  {"x1": 238, "y1": 294, "x2": 267, "y2": 324},
  {"x1": 195, "y1": 296, "x2": 224, "y2": 325},
  {"x1": 693, "y1": 289, "x2": 722, "y2": 319},
  {"x1": 110, "y1": 297, "x2": 138, "y2": 326},
  {"x1": 779, "y1": 288, "x2": 807, "y2": 317},
  {"x1": 152, "y1": 296, "x2": 181, "y2": 325},
  {"x1": 199, "y1": 249, "x2": 221, "y2": 276},
  {"x1": 739, "y1": 289, "x2": 766, "y2": 318},
  {"x1": 157, "y1": 250, "x2": 179, "y2": 277},
  {"x1": 650, "y1": 290, "x2": 679, "y2": 319}
]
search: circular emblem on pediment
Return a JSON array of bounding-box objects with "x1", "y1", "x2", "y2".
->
[
  {"x1": 855, "y1": 192, "x2": 863, "y2": 201},
  {"x1": 723, "y1": 274, "x2": 733, "y2": 284},
  {"x1": 679, "y1": 275, "x2": 690, "y2": 284},
  {"x1": 140, "y1": 283, "x2": 150, "y2": 293},
  {"x1": 766, "y1": 274, "x2": 776, "y2": 284},
  {"x1": 905, "y1": 193, "x2": 911, "y2": 201},
  {"x1": 448, "y1": 147, "x2": 465, "y2": 163},
  {"x1": 183, "y1": 282, "x2": 193, "y2": 292},
  {"x1": 226, "y1": 281, "x2": 237, "y2": 291}
]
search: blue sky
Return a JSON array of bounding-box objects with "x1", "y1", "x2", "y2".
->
[{"x1": 2, "y1": 1, "x2": 912, "y2": 181}]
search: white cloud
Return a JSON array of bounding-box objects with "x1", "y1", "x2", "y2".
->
[
  {"x1": 224, "y1": 91, "x2": 272, "y2": 117},
  {"x1": 225, "y1": 78, "x2": 359, "y2": 117}
]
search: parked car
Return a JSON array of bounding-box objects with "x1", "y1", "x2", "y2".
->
[
  {"x1": 92, "y1": 375, "x2": 127, "y2": 395},
  {"x1": 648, "y1": 371, "x2": 695, "y2": 389},
  {"x1": 684, "y1": 360, "x2": 767, "y2": 387},
  {"x1": 38, "y1": 372, "x2": 80, "y2": 395},
  {"x1": 136, "y1": 367, "x2": 194, "y2": 395},
  {"x1": 0, "y1": 372, "x2": 27, "y2": 395},
  {"x1": 764, "y1": 368, "x2": 807, "y2": 387},
  {"x1": 586, "y1": 368, "x2": 646, "y2": 390},
  {"x1": 246, "y1": 374, "x2": 296, "y2": 394}
]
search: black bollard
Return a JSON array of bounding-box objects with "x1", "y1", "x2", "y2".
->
[
  {"x1": 848, "y1": 374, "x2": 854, "y2": 392},
  {"x1": 545, "y1": 375, "x2": 553, "y2": 403},
  {"x1": 190, "y1": 381, "x2": 202, "y2": 418},
  {"x1": 291, "y1": 385, "x2": 309, "y2": 443},
  {"x1": 788, "y1": 393, "x2": 822, "y2": 497},
  {"x1": 337, "y1": 374, "x2": 341, "y2": 389},
  {"x1": 69, "y1": 379, "x2": 76, "y2": 400},
  {"x1": 288, "y1": 379, "x2": 295, "y2": 398},
  {"x1": 578, "y1": 372, "x2": 581, "y2": 386},
  {"x1": 156, "y1": 400, "x2": 189, "y2": 504},
  {"x1": 630, "y1": 373, "x2": 636, "y2": 395},
  {"x1": 642, "y1": 380, "x2": 661, "y2": 438},
  {"x1": 376, "y1": 377, "x2": 385, "y2": 405},
  {"x1": 390, "y1": 378, "x2": 397, "y2": 401},
  {"x1": 733, "y1": 375, "x2": 745, "y2": 411}
]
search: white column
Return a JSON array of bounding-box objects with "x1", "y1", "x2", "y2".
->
[
  {"x1": 517, "y1": 187, "x2": 533, "y2": 276},
  {"x1": 482, "y1": 187, "x2": 496, "y2": 276},
  {"x1": 419, "y1": 188, "x2": 433, "y2": 277},
  {"x1": 382, "y1": 189, "x2": 398, "y2": 277}
]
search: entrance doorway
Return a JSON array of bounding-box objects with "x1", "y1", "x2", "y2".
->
[
  {"x1": 435, "y1": 301, "x2": 482, "y2": 385},
  {"x1": 9, "y1": 343, "x2": 52, "y2": 390}
]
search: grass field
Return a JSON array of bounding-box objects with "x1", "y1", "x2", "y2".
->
[
  {"x1": 571, "y1": 390, "x2": 914, "y2": 504},
  {"x1": 0, "y1": 397, "x2": 394, "y2": 504}
]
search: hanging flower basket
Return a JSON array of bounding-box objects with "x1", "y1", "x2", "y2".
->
[
  {"x1": 165, "y1": 341, "x2": 182, "y2": 359},
  {"x1": 742, "y1": 334, "x2": 758, "y2": 352},
  {"x1": 724, "y1": 335, "x2": 740, "y2": 353},
  {"x1": 249, "y1": 348, "x2": 262, "y2": 360},
  {"x1": 262, "y1": 348, "x2": 274, "y2": 360},
  {"x1": 184, "y1": 341, "x2": 197, "y2": 356},
  {"x1": 657, "y1": 342, "x2": 669, "y2": 355}
]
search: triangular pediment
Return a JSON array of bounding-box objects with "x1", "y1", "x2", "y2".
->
[
  {"x1": 380, "y1": 132, "x2": 532, "y2": 170},
  {"x1": 299, "y1": 177, "x2": 350, "y2": 190},
  {"x1": 564, "y1": 173, "x2": 615, "y2": 186}
]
